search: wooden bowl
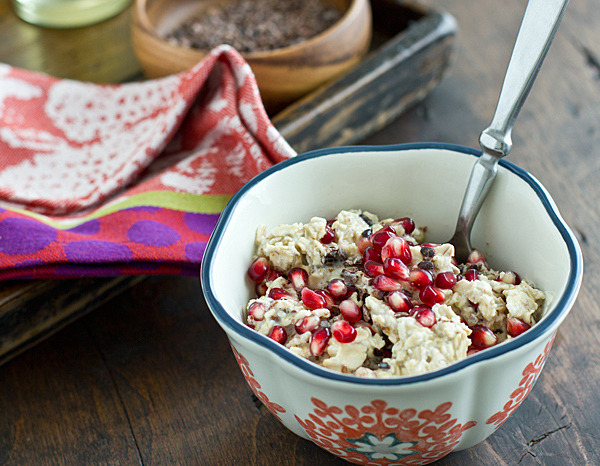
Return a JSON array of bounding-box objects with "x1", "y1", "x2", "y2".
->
[{"x1": 131, "y1": 0, "x2": 372, "y2": 111}]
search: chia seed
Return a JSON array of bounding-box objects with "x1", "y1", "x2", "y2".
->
[
  {"x1": 420, "y1": 246, "x2": 435, "y2": 258},
  {"x1": 164, "y1": 0, "x2": 344, "y2": 53}
]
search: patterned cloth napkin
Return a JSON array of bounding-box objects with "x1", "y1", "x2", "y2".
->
[{"x1": 0, "y1": 45, "x2": 296, "y2": 279}]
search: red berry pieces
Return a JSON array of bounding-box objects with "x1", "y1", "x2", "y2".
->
[
  {"x1": 467, "y1": 249, "x2": 487, "y2": 266},
  {"x1": 408, "y1": 268, "x2": 433, "y2": 289},
  {"x1": 248, "y1": 302, "x2": 266, "y2": 321},
  {"x1": 295, "y1": 315, "x2": 320, "y2": 334},
  {"x1": 419, "y1": 285, "x2": 445, "y2": 307},
  {"x1": 320, "y1": 225, "x2": 336, "y2": 244},
  {"x1": 315, "y1": 289, "x2": 336, "y2": 309},
  {"x1": 247, "y1": 257, "x2": 270, "y2": 283},
  {"x1": 383, "y1": 258, "x2": 410, "y2": 280},
  {"x1": 310, "y1": 327, "x2": 331, "y2": 356},
  {"x1": 500, "y1": 271, "x2": 521, "y2": 285},
  {"x1": 364, "y1": 260, "x2": 385, "y2": 278},
  {"x1": 470, "y1": 325, "x2": 498, "y2": 348},
  {"x1": 373, "y1": 275, "x2": 403, "y2": 292},
  {"x1": 415, "y1": 307, "x2": 437, "y2": 328},
  {"x1": 387, "y1": 291, "x2": 412, "y2": 313},
  {"x1": 327, "y1": 279, "x2": 348, "y2": 300},
  {"x1": 301, "y1": 287, "x2": 327, "y2": 310},
  {"x1": 268, "y1": 326, "x2": 287, "y2": 345},
  {"x1": 288, "y1": 267, "x2": 308, "y2": 291},
  {"x1": 268, "y1": 288, "x2": 294, "y2": 300},
  {"x1": 331, "y1": 320, "x2": 357, "y2": 343},
  {"x1": 371, "y1": 230, "x2": 396, "y2": 251},
  {"x1": 507, "y1": 317, "x2": 531, "y2": 337},
  {"x1": 381, "y1": 236, "x2": 412, "y2": 264},
  {"x1": 435, "y1": 271, "x2": 457, "y2": 289},
  {"x1": 339, "y1": 300, "x2": 362, "y2": 323},
  {"x1": 464, "y1": 269, "x2": 479, "y2": 281}
]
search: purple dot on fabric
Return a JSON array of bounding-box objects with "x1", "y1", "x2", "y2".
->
[
  {"x1": 64, "y1": 240, "x2": 133, "y2": 262},
  {"x1": 185, "y1": 242, "x2": 207, "y2": 261},
  {"x1": 66, "y1": 219, "x2": 101, "y2": 235},
  {"x1": 0, "y1": 217, "x2": 57, "y2": 255},
  {"x1": 127, "y1": 220, "x2": 180, "y2": 246},
  {"x1": 184, "y1": 213, "x2": 220, "y2": 235}
]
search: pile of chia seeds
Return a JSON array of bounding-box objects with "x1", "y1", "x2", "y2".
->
[{"x1": 165, "y1": 0, "x2": 344, "y2": 53}]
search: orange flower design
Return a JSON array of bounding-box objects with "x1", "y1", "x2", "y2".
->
[
  {"x1": 231, "y1": 345, "x2": 286, "y2": 422},
  {"x1": 486, "y1": 337, "x2": 555, "y2": 428},
  {"x1": 296, "y1": 398, "x2": 476, "y2": 465}
]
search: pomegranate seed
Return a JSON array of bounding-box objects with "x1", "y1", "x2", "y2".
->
[
  {"x1": 381, "y1": 236, "x2": 412, "y2": 264},
  {"x1": 255, "y1": 282, "x2": 268, "y2": 296},
  {"x1": 266, "y1": 269, "x2": 281, "y2": 282},
  {"x1": 421, "y1": 243, "x2": 439, "y2": 249},
  {"x1": 415, "y1": 307, "x2": 437, "y2": 328},
  {"x1": 395, "y1": 217, "x2": 415, "y2": 235},
  {"x1": 310, "y1": 327, "x2": 331, "y2": 356},
  {"x1": 363, "y1": 246, "x2": 382, "y2": 263},
  {"x1": 470, "y1": 325, "x2": 498, "y2": 348},
  {"x1": 268, "y1": 288, "x2": 294, "y2": 300},
  {"x1": 467, "y1": 347, "x2": 481, "y2": 356},
  {"x1": 327, "y1": 279, "x2": 348, "y2": 300},
  {"x1": 373, "y1": 275, "x2": 403, "y2": 292},
  {"x1": 383, "y1": 258, "x2": 410, "y2": 280},
  {"x1": 419, "y1": 285, "x2": 445, "y2": 307},
  {"x1": 501, "y1": 271, "x2": 521, "y2": 285},
  {"x1": 295, "y1": 315, "x2": 320, "y2": 334},
  {"x1": 464, "y1": 269, "x2": 479, "y2": 281},
  {"x1": 435, "y1": 271, "x2": 457, "y2": 289},
  {"x1": 410, "y1": 304, "x2": 430, "y2": 317},
  {"x1": 357, "y1": 236, "x2": 373, "y2": 254},
  {"x1": 387, "y1": 291, "x2": 412, "y2": 313},
  {"x1": 268, "y1": 326, "x2": 287, "y2": 345},
  {"x1": 467, "y1": 249, "x2": 487, "y2": 266},
  {"x1": 408, "y1": 268, "x2": 433, "y2": 289},
  {"x1": 331, "y1": 320, "x2": 357, "y2": 343},
  {"x1": 248, "y1": 302, "x2": 266, "y2": 321},
  {"x1": 247, "y1": 257, "x2": 270, "y2": 283},
  {"x1": 371, "y1": 230, "x2": 396, "y2": 251},
  {"x1": 301, "y1": 287, "x2": 327, "y2": 310},
  {"x1": 507, "y1": 317, "x2": 531, "y2": 337},
  {"x1": 287, "y1": 267, "x2": 308, "y2": 291},
  {"x1": 320, "y1": 226, "x2": 336, "y2": 244},
  {"x1": 315, "y1": 289, "x2": 336, "y2": 309},
  {"x1": 339, "y1": 299, "x2": 362, "y2": 323},
  {"x1": 364, "y1": 260, "x2": 385, "y2": 278}
]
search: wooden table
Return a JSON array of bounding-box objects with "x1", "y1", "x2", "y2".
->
[{"x1": 0, "y1": 0, "x2": 598, "y2": 464}]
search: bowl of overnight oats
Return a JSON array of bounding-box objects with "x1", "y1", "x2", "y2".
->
[{"x1": 201, "y1": 143, "x2": 582, "y2": 465}]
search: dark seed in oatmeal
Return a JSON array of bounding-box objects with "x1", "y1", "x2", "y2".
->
[{"x1": 164, "y1": 0, "x2": 344, "y2": 53}]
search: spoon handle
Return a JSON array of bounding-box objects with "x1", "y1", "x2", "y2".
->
[
  {"x1": 450, "y1": 0, "x2": 569, "y2": 261},
  {"x1": 479, "y1": 0, "x2": 569, "y2": 156}
]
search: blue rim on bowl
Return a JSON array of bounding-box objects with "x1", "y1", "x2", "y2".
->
[{"x1": 201, "y1": 142, "x2": 583, "y2": 386}]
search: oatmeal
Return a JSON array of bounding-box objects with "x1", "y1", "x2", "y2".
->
[{"x1": 245, "y1": 210, "x2": 545, "y2": 378}]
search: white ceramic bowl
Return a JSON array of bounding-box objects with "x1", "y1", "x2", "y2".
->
[{"x1": 201, "y1": 144, "x2": 582, "y2": 465}]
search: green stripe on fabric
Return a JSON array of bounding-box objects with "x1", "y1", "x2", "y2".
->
[{"x1": 6, "y1": 192, "x2": 232, "y2": 229}]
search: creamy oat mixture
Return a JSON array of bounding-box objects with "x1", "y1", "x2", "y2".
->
[{"x1": 245, "y1": 210, "x2": 545, "y2": 378}]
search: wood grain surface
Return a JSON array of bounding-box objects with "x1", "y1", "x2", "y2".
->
[{"x1": 1, "y1": 0, "x2": 599, "y2": 464}]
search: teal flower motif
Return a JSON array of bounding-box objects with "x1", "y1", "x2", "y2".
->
[{"x1": 346, "y1": 432, "x2": 418, "y2": 461}]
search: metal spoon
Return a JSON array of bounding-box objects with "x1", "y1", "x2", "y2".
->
[{"x1": 448, "y1": 0, "x2": 569, "y2": 263}]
